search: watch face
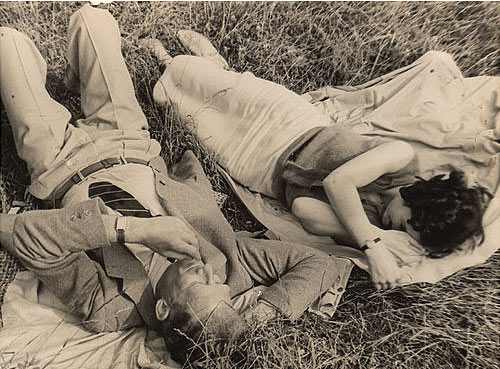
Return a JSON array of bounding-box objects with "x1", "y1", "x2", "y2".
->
[
  {"x1": 116, "y1": 216, "x2": 128, "y2": 230},
  {"x1": 116, "y1": 216, "x2": 127, "y2": 244}
]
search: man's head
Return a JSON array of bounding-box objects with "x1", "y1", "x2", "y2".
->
[{"x1": 155, "y1": 259, "x2": 246, "y2": 363}]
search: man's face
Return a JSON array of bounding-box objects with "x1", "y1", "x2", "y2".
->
[{"x1": 162, "y1": 259, "x2": 231, "y2": 318}]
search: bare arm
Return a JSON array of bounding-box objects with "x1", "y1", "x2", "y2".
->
[
  {"x1": 322, "y1": 140, "x2": 414, "y2": 245},
  {"x1": 321, "y1": 140, "x2": 415, "y2": 289}
]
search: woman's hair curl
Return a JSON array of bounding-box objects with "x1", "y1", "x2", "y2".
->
[{"x1": 400, "y1": 170, "x2": 492, "y2": 257}]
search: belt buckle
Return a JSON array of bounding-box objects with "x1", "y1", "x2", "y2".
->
[{"x1": 101, "y1": 158, "x2": 116, "y2": 169}]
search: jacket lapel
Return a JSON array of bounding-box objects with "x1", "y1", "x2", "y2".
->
[
  {"x1": 102, "y1": 244, "x2": 159, "y2": 328},
  {"x1": 149, "y1": 155, "x2": 230, "y2": 279}
]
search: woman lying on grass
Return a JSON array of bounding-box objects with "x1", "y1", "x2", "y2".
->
[{"x1": 145, "y1": 32, "x2": 492, "y2": 289}]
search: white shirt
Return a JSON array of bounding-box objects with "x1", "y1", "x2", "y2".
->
[{"x1": 155, "y1": 55, "x2": 330, "y2": 198}]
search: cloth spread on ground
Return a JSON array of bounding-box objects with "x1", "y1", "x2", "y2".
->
[
  {"x1": 0, "y1": 271, "x2": 274, "y2": 368},
  {"x1": 0, "y1": 271, "x2": 177, "y2": 369},
  {"x1": 218, "y1": 51, "x2": 500, "y2": 288}
]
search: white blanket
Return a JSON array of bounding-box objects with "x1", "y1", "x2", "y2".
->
[
  {"x1": 0, "y1": 271, "x2": 178, "y2": 369},
  {"x1": 0, "y1": 271, "x2": 276, "y2": 368},
  {"x1": 222, "y1": 51, "x2": 500, "y2": 285}
]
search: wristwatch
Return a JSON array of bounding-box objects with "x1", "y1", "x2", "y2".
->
[
  {"x1": 115, "y1": 216, "x2": 127, "y2": 245},
  {"x1": 360, "y1": 237, "x2": 381, "y2": 252}
]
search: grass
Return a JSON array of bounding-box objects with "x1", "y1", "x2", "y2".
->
[{"x1": 0, "y1": 2, "x2": 499, "y2": 369}]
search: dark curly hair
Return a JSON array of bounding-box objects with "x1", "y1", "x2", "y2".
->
[
  {"x1": 400, "y1": 170, "x2": 492, "y2": 258},
  {"x1": 160, "y1": 300, "x2": 247, "y2": 364}
]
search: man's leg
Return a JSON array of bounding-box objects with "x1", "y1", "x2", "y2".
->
[
  {"x1": 66, "y1": 4, "x2": 147, "y2": 131},
  {"x1": 0, "y1": 27, "x2": 71, "y2": 178}
]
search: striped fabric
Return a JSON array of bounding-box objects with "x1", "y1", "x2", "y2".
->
[{"x1": 88, "y1": 181, "x2": 152, "y2": 218}]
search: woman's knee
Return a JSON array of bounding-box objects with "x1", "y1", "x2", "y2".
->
[{"x1": 291, "y1": 198, "x2": 322, "y2": 232}]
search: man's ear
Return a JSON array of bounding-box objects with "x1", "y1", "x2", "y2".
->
[{"x1": 156, "y1": 299, "x2": 171, "y2": 321}]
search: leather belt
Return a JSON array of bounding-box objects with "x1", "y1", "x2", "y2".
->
[{"x1": 53, "y1": 157, "x2": 149, "y2": 207}]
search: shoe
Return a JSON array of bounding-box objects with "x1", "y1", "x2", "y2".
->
[
  {"x1": 139, "y1": 38, "x2": 173, "y2": 66},
  {"x1": 177, "y1": 30, "x2": 229, "y2": 70}
]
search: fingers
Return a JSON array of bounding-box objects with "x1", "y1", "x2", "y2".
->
[
  {"x1": 160, "y1": 241, "x2": 200, "y2": 260},
  {"x1": 176, "y1": 225, "x2": 200, "y2": 260},
  {"x1": 373, "y1": 276, "x2": 403, "y2": 290},
  {"x1": 170, "y1": 239, "x2": 201, "y2": 260},
  {"x1": 178, "y1": 226, "x2": 199, "y2": 248}
]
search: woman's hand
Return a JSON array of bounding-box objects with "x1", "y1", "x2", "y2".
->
[
  {"x1": 365, "y1": 229, "x2": 421, "y2": 290},
  {"x1": 365, "y1": 245, "x2": 403, "y2": 290},
  {"x1": 126, "y1": 216, "x2": 200, "y2": 260}
]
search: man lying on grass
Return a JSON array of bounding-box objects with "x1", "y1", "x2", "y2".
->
[
  {"x1": 0, "y1": 4, "x2": 346, "y2": 364},
  {"x1": 148, "y1": 32, "x2": 492, "y2": 290}
]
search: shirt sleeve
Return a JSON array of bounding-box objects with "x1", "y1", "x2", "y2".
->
[
  {"x1": 236, "y1": 236, "x2": 338, "y2": 321},
  {"x1": 12, "y1": 198, "x2": 141, "y2": 332}
]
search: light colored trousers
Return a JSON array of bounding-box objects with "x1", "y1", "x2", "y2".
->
[{"x1": 0, "y1": 4, "x2": 160, "y2": 201}]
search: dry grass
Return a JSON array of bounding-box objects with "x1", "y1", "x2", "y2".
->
[{"x1": 0, "y1": 2, "x2": 499, "y2": 369}]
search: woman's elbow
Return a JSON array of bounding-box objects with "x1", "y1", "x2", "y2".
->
[{"x1": 388, "y1": 141, "x2": 414, "y2": 169}]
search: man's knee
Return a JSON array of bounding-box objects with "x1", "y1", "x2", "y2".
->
[
  {"x1": 0, "y1": 27, "x2": 23, "y2": 44},
  {"x1": 69, "y1": 4, "x2": 117, "y2": 30},
  {"x1": 0, "y1": 27, "x2": 37, "y2": 61},
  {"x1": 75, "y1": 3, "x2": 113, "y2": 18}
]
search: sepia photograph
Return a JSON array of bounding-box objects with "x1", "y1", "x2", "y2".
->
[{"x1": 0, "y1": 1, "x2": 498, "y2": 368}]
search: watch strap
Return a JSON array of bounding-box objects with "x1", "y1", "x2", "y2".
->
[{"x1": 360, "y1": 237, "x2": 381, "y2": 252}]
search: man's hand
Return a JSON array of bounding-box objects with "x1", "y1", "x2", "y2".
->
[{"x1": 126, "y1": 216, "x2": 200, "y2": 260}]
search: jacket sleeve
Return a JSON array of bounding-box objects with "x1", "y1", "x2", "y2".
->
[
  {"x1": 12, "y1": 198, "x2": 142, "y2": 332},
  {"x1": 236, "y1": 236, "x2": 338, "y2": 321}
]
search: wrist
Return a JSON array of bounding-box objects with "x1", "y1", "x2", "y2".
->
[
  {"x1": 123, "y1": 217, "x2": 144, "y2": 244},
  {"x1": 115, "y1": 216, "x2": 127, "y2": 245},
  {"x1": 360, "y1": 237, "x2": 381, "y2": 252},
  {"x1": 353, "y1": 225, "x2": 380, "y2": 248}
]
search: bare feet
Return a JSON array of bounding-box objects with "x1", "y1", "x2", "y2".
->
[
  {"x1": 139, "y1": 38, "x2": 173, "y2": 66},
  {"x1": 176, "y1": 30, "x2": 229, "y2": 70}
]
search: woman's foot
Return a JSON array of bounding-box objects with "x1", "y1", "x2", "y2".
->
[
  {"x1": 176, "y1": 30, "x2": 229, "y2": 70},
  {"x1": 139, "y1": 38, "x2": 173, "y2": 66}
]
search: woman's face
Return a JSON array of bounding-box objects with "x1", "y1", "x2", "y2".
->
[
  {"x1": 162, "y1": 259, "x2": 231, "y2": 318},
  {"x1": 382, "y1": 195, "x2": 420, "y2": 241}
]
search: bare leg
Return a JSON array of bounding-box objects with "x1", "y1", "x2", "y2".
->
[
  {"x1": 0, "y1": 27, "x2": 71, "y2": 178},
  {"x1": 139, "y1": 38, "x2": 173, "y2": 67},
  {"x1": 176, "y1": 30, "x2": 229, "y2": 71},
  {"x1": 291, "y1": 197, "x2": 353, "y2": 244},
  {"x1": 66, "y1": 4, "x2": 147, "y2": 131}
]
